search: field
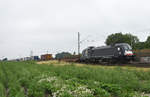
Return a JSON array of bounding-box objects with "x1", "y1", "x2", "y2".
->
[{"x1": 1, "y1": 61, "x2": 150, "y2": 97}]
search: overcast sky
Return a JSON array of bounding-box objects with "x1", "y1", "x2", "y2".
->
[{"x1": 0, "y1": 0, "x2": 150, "y2": 59}]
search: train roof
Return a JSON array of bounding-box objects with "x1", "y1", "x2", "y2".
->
[
  {"x1": 93, "y1": 45, "x2": 112, "y2": 50},
  {"x1": 83, "y1": 43, "x2": 131, "y2": 51},
  {"x1": 115, "y1": 43, "x2": 130, "y2": 46}
]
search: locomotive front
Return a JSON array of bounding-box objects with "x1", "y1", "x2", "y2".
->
[{"x1": 115, "y1": 43, "x2": 134, "y2": 61}]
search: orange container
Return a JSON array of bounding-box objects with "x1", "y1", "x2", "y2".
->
[{"x1": 41, "y1": 54, "x2": 53, "y2": 60}]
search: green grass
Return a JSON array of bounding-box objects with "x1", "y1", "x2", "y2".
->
[{"x1": 0, "y1": 61, "x2": 150, "y2": 97}]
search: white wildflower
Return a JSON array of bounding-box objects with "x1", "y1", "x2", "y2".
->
[{"x1": 38, "y1": 76, "x2": 57, "y2": 83}]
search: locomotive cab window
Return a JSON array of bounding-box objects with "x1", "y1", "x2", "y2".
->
[{"x1": 123, "y1": 45, "x2": 132, "y2": 51}]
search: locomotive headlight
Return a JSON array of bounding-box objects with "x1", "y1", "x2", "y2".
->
[{"x1": 124, "y1": 51, "x2": 133, "y2": 56}]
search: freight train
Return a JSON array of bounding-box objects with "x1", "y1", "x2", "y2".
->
[{"x1": 80, "y1": 43, "x2": 135, "y2": 63}]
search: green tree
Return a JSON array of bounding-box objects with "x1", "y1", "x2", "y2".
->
[
  {"x1": 145, "y1": 36, "x2": 150, "y2": 49},
  {"x1": 105, "y1": 33, "x2": 124, "y2": 45},
  {"x1": 105, "y1": 32, "x2": 139, "y2": 49},
  {"x1": 134, "y1": 42, "x2": 145, "y2": 50}
]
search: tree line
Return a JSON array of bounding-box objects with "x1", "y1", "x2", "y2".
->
[{"x1": 105, "y1": 32, "x2": 150, "y2": 50}]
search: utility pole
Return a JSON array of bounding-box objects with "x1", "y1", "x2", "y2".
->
[
  {"x1": 30, "y1": 51, "x2": 33, "y2": 57},
  {"x1": 78, "y1": 32, "x2": 80, "y2": 55},
  {"x1": 129, "y1": 32, "x2": 132, "y2": 47},
  {"x1": 30, "y1": 50, "x2": 33, "y2": 60}
]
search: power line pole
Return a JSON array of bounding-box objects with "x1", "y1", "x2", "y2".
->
[
  {"x1": 30, "y1": 50, "x2": 33, "y2": 57},
  {"x1": 129, "y1": 32, "x2": 132, "y2": 47},
  {"x1": 78, "y1": 32, "x2": 80, "y2": 55}
]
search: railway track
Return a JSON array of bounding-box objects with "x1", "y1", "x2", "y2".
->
[
  {"x1": 123, "y1": 62, "x2": 150, "y2": 68},
  {"x1": 61, "y1": 59, "x2": 150, "y2": 68},
  {"x1": 81, "y1": 62, "x2": 150, "y2": 68}
]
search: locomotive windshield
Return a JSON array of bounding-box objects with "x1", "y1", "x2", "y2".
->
[{"x1": 123, "y1": 44, "x2": 132, "y2": 50}]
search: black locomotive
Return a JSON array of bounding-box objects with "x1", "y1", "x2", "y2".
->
[{"x1": 80, "y1": 43, "x2": 134, "y2": 63}]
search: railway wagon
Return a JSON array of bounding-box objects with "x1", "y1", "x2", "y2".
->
[
  {"x1": 80, "y1": 43, "x2": 134, "y2": 63},
  {"x1": 41, "y1": 54, "x2": 53, "y2": 61},
  {"x1": 134, "y1": 49, "x2": 150, "y2": 63},
  {"x1": 32, "y1": 56, "x2": 40, "y2": 61},
  {"x1": 134, "y1": 49, "x2": 150, "y2": 57}
]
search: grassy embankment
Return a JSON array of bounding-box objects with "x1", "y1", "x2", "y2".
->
[{"x1": 0, "y1": 61, "x2": 150, "y2": 97}]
